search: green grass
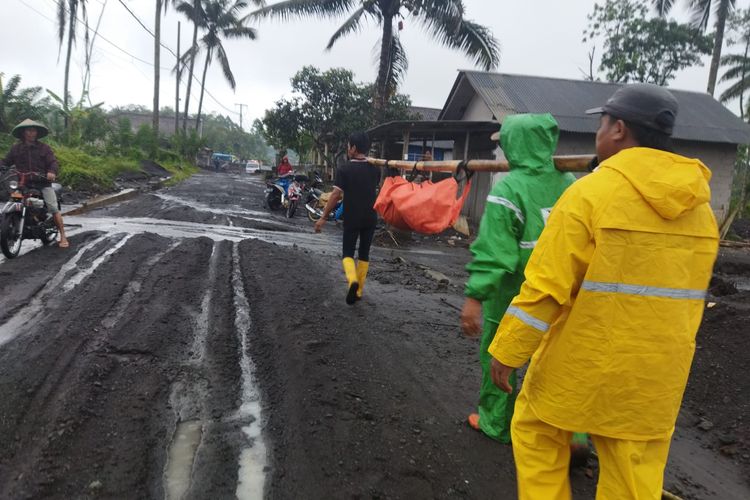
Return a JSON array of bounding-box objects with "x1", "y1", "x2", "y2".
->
[
  {"x1": 159, "y1": 159, "x2": 199, "y2": 186},
  {"x1": 1, "y1": 136, "x2": 198, "y2": 193},
  {"x1": 55, "y1": 146, "x2": 141, "y2": 191}
]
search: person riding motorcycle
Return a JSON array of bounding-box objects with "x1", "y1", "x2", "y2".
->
[
  {"x1": 0, "y1": 119, "x2": 69, "y2": 248},
  {"x1": 277, "y1": 156, "x2": 293, "y2": 177}
]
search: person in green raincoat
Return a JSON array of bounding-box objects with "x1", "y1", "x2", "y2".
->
[{"x1": 460, "y1": 113, "x2": 575, "y2": 442}]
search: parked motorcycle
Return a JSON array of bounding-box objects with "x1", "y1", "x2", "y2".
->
[
  {"x1": 305, "y1": 189, "x2": 344, "y2": 222},
  {"x1": 264, "y1": 173, "x2": 309, "y2": 218},
  {"x1": 0, "y1": 170, "x2": 62, "y2": 258}
]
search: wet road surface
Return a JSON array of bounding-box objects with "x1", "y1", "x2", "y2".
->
[{"x1": 0, "y1": 171, "x2": 747, "y2": 499}]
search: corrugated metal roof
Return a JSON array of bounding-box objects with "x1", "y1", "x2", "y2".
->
[
  {"x1": 409, "y1": 106, "x2": 442, "y2": 121},
  {"x1": 461, "y1": 72, "x2": 750, "y2": 144}
]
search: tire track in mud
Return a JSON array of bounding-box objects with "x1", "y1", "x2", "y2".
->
[
  {"x1": 0, "y1": 233, "x2": 252, "y2": 499},
  {"x1": 236, "y1": 238, "x2": 543, "y2": 499}
]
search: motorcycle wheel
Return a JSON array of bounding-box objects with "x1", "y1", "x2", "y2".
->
[
  {"x1": 307, "y1": 207, "x2": 321, "y2": 222},
  {"x1": 41, "y1": 224, "x2": 58, "y2": 246},
  {"x1": 266, "y1": 192, "x2": 281, "y2": 211},
  {"x1": 1, "y1": 213, "x2": 23, "y2": 259},
  {"x1": 286, "y1": 200, "x2": 297, "y2": 218}
]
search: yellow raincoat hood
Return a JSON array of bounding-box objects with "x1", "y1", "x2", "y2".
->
[{"x1": 601, "y1": 148, "x2": 712, "y2": 220}]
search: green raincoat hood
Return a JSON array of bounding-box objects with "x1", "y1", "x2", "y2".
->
[{"x1": 499, "y1": 113, "x2": 559, "y2": 174}]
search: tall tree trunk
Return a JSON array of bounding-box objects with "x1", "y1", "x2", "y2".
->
[
  {"x1": 153, "y1": 0, "x2": 163, "y2": 158},
  {"x1": 196, "y1": 49, "x2": 210, "y2": 132},
  {"x1": 182, "y1": 2, "x2": 200, "y2": 133},
  {"x1": 741, "y1": 36, "x2": 749, "y2": 121},
  {"x1": 63, "y1": 12, "x2": 75, "y2": 134},
  {"x1": 175, "y1": 21, "x2": 181, "y2": 134},
  {"x1": 374, "y1": 15, "x2": 394, "y2": 121},
  {"x1": 707, "y1": 0, "x2": 731, "y2": 96}
]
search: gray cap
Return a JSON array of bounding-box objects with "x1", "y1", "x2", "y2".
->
[{"x1": 586, "y1": 83, "x2": 678, "y2": 135}]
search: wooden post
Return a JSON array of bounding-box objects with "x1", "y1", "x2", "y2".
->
[{"x1": 402, "y1": 130, "x2": 411, "y2": 160}]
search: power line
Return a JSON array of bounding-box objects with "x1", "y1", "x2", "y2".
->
[
  {"x1": 15, "y1": 0, "x2": 240, "y2": 117},
  {"x1": 116, "y1": 0, "x2": 178, "y2": 59},
  {"x1": 17, "y1": 0, "x2": 169, "y2": 69},
  {"x1": 110, "y1": 0, "x2": 241, "y2": 117}
]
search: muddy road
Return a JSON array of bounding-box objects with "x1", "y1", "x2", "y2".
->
[{"x1": 0, "y1": 171, "x2": 747, "y2": 499}]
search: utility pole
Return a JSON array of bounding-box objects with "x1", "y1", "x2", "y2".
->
[
  {"x1": 235, "y1": 103, "x2": 248, "y2": 129},
  {"x1": 175, "y1": 21, "x2": 181, "y2": 135}
]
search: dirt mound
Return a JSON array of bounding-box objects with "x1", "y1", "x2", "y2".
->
[
  {"x1": 140, "y1": 159, "x2": 171, "y2": 178},
  {"x1": 730, "y1": 217, "x2": 750, "y2": 241},
  {"x1": 683, "y1": 250, "x2": 750, "y2": 484},
  {"x1": 709, "y1": 276, "x2": 739, "y2": 296}
]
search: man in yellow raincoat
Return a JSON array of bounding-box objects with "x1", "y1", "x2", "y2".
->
[{"x1": 488, "y1": 83, "x2": 719, "y2": 499}]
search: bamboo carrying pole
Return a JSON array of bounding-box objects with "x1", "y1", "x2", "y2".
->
[{"x1": 367, "y1": 155, "x2": 595, "y2": 173}]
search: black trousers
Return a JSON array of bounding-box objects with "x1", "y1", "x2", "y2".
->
[{"x1": 342, "y1": 226, "x2": 375, "y2": 261}]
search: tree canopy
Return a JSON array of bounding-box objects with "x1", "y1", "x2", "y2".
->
[
  {"x1": 583, "y1": 0, "x2": 712, "y2": 85},
  {"x1": 719, "y1": 7, "x2": 750, "y2": 120},
  {"x1": 260, "y1": 66, "x2": 413, "y2": 168},
  {"x1": 251, "y1": 0, "x2": 498, "y2": 117}
]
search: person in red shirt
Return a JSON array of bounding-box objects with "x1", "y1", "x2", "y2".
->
[{"x1": 277, "y1": 156, "x2": 293, "y2": 176}]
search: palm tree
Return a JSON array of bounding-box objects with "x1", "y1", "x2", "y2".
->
[
  {"x1": 56, "y1": 0, "x2": 89, "y2": 133},
  {"x1": 174, "y1": 0, "x2": 207, "y2": 132},
  {"x1": 180, "y1": 0, "x2": 258, "y2": 130},
  {"x1": 250, "y1": 0, "x2": 499, "y2": 117},
  {"x1": 718, "y1": 8, "x2": 750, "y2": 120},
  {"x1": 153, "y1": 0, "x2": 170, "y2": 151},
  {"x1": 0, "y1": 74, "x2": 45, "y2": 133},
  {"x1": 654, "y1": 0, "x2": 736, "y2": 96}
]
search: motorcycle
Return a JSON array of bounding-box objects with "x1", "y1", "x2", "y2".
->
[
  {"x1": 264, "y1": 173, "x2": 309, "y2": 218},
  {"x1": 305, "y1": 188, "x2": 344, "y2": 222},
  {"x1": 0, "y1": 170, "x2": 62, "y2": 258}
]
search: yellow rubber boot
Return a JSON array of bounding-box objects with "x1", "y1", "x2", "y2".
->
[
  {"x1": 356, "y1": 260, "x2": 369, "y2": 299},
  {"x1": 342, "y1": 258, "x2": 359, "y2": 305}
]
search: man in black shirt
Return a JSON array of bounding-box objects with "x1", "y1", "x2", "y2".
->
[{"x1": 315, "y1": 131, "x2": 380, "y2": 304}]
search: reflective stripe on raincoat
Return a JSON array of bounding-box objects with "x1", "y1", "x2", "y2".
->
[
  {"x1": 489, "y1": 147, "x2": 719, "y2": 440},
  {"x1": 465, "y1": 113, "x2": 576, "y2": 324}
]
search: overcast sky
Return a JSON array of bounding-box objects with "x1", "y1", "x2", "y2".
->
[{"x1": 3, "y1": 0, "x2": 750, "y2": 129}]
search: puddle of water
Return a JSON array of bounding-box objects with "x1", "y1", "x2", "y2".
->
[
  {"x1": 231, "y1": 243, "x2": 267, "y2": 499},
  {"x1": 66, "y1": 215, "x2": 340, "y2": 253},
  {"x1": 154, "y1": 191, "x2": 270, "y2": 220},
  {"x1": 164, "y1": 420, "x2": 203, "y2": 500},
  {"x1": 237, "y1": 400, "x2": 266, "y2": 500},
  {"x1": 191, "y1": 242, "x2": 218, "y2": 362},
  {"x1": 733, "y1": 276, "x2": 750, "y2": 291}
]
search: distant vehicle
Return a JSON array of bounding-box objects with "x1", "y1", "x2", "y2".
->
[
  {"x1": 245, "y1": 160, "x2": 261, "y2": 173},
  {"x1": 196, "y1": 148, "x2": 213, "y2": 169},
  {"x1": 210, "y1": 153, "x2": 237, "y2": 172}
]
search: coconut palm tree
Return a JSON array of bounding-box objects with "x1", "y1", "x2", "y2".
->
[
  {"x1": 180, "y1": 0, "x2": 258, "y2": 130},
  {"x1": 153, "y1": 0, "x2": 170, "y2": 148},
  {"x1": 250, "y1": 0, "x2": 499, "y2": 117},
  {"x1": 56, "y1": 0, "x2": 89, "y2": 133},
  {"x1": 718, "y1": 8, "x2": 750, "y2": 120},
  {"x1": 174, "y1": 0, "x2": 208, "y2": 132},
  {"x1": 653, "y1": 0, "x2": 736, "y2": 96}
]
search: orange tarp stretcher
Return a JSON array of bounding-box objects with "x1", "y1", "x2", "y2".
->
[
  {"x1": 369, "y1": 155, "x2": 594, "y2": 234},
  {"x1": 374, "y1": 175, "x2": 471, "y2": 234}
]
